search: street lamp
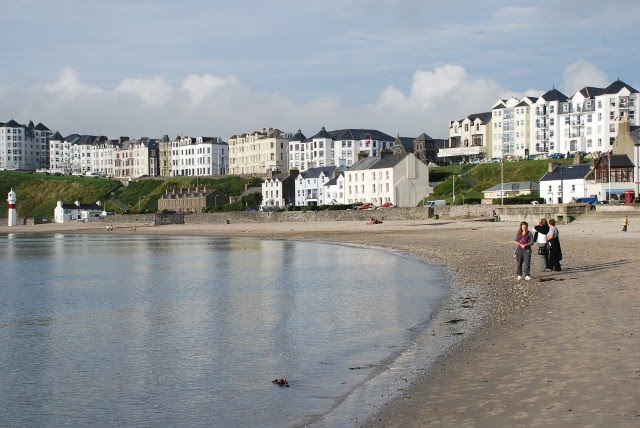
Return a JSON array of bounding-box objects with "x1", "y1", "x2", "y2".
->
[{"x1": 452, "y1": 175, "x2": 456, "y2": 205}]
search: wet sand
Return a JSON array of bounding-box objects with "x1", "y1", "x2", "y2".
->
[{"x1": 1, "y1": 216, "x2": 638, "y2": 426}]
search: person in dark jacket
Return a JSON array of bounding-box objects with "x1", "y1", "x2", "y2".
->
[
  {"x1": 513, "y1": 221, "x2": 535, "y2": 280},
  {"x1": 546, "y1": 218, "x2": 562, "y2": 271},
  {"x1": 533, "y1": 218, "x2": 550, "y2": 272}
]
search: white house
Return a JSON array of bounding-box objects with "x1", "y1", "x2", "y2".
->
[
  {"x1": 344, "y1": 152, "x2": 431, "y2": 207},
  {"x1": 539, "y1": 163, "x2": 592, "y2": 204},
  {"x1": 294, "y1": 166, "x2": 341, "y2": 206},
  {"x1": 491, "y1": 97, "x2": 538, "y2": 158},
  {"x1": 483, "y1": 182, "x2": 539, "y2": 199},
  {"x1": 261, "y1": 170, "x2": 300, "y2": 208},
  {"x1": 323, "y1": 173, "x2": 345, "y2": 205},
  {"x1": 54, "y1": 200, "x2": 104, "y2": 223}
]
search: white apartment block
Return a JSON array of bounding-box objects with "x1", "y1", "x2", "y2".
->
[
  {"x1": 441, "y1": 113, "x2": 492, "y2": 162},
  {"x1": 293, "y1": 166, "x2": 340, "y2": 206},
  {"x1": 0, "y1": 120, "x2": 52, "y2": 170},
  {"x1": 288, "y1": 127, "x2": 395, "y2": 171},
  {"x1": 169, "y1": 136, "x2": 228, "y2": 176},
  {"x1": 491, "y1": 96, "x2": 537, "y2": 158},
  {"x1": 344, "y1": 152, "x2": 431, "y2": 207},
  {"x1": 533, "y1": 88, "x2": 567, "y2": 156},
  {"x1": 229, "y1": 127, "x2": 292, "y2": 175},
  {"x1": 553, "y1": 80, "x2": 640, "y2": 156}
]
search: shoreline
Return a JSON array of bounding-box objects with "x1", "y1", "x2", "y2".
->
[{"x1": 1, "y1": 217, "x2": 638, "y2": 426}]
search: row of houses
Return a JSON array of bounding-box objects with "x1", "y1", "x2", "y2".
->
[
  {"x1": 441, "y1": 79, "x2": 640, "y2": 163},
  {"x1": 261, "y1": 151, "x2": 431, "y2": 208}
]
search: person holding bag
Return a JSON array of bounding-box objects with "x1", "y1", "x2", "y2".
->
[
  {"x1": 546, "y1": 218, "x2": 562, "y2": 271},
  {"x1": 533, "y1": 218, "x2": 550, "y2": 272},
  {"x1": 513, "y1": 221, "x2": 534, "y2": 281}
]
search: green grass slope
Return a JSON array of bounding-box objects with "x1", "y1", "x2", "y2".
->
[
  {"x1": 0, "y1": 172, "x2": 260, "y2": 218},
  {"x1": 430, "y1": 159, "x2": 575, "y2": 203},
  {"x1": 0, "y1": 172, "x2": 121, "y2": 218}
]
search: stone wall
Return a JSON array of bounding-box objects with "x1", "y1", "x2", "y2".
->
[{"x1": 493, "y1": 204, "x2": 592, "y2": 224}]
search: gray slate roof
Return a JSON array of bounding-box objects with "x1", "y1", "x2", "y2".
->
[
  {"x1": 604, "y1": 79, "x2": 638, "y2": 94},
  {"x1": 349, "y1": 152, "x2": 410, "y2": 171},
  {"x1": 540, "y1": 164, "x2": 592, "y2": 181},
  {"x1": 540, "y1": 88, "x2": 568, "y2": 102},
  {"x1": 484, "y1": 181, "x2": 540, "y2": 192}
]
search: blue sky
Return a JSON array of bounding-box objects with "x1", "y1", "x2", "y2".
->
[{"x1": 1, "y1": 0, "x2": 639, "y2": 139}]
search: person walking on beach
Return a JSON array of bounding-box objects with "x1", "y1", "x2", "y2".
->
[
  {"x1": 622, "y1": 215, "x2": 629, "y2": 232},
  {"x1": 533, "y1": 218, "x2": 550, "y2": 272},
  {"x1": 546, "y1": 218, "x2": 562, "y2": 271},
  {"x1": 513, "y1": 221, "x2": 534, "y2": 281}
]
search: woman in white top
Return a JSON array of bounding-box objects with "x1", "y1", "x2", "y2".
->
[{"x1": 533, "y1": 218, "x2": 549, "y2": 272}]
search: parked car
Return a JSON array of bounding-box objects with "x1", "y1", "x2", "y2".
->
[
  {"x1": 549, "y1": 153, "x2": 565, "y2": 159},
  {"x1": 423, "y1": 200, "x2": 446, "y2": 207}
]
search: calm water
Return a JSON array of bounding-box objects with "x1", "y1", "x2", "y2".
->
[{"x1": 0, "y1": 234, "x2": 446, "y2": 427}]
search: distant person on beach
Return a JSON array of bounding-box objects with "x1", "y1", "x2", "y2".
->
[
  {"x1": 622, "y1": 215, "x2": 629, "y2": 232},
  {"x1": 533, "y1": 218, "x2": 550, "y2": 272},
  {"x1": 513, "y1": 221, "x2": 534, "y2": 281},
  {"x1": 546, "y1": 219, "x2": 562, "y2": 271}
]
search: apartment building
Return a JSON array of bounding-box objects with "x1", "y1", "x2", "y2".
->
[
  {"x1": 0, "y1": 119, "x2": 52, "y2": 170},
  {"x1": 491, "y1": 96, "x2": 537, "y2": 158},
  {"x1": 229, "y1": 127, "x2": 292, "y2": 175},
  {"x1": 288, "y1": 127, "x2": 395, "y2": 171},
  {"x1": 169, "y1": 136, "x2": 227, "y2": 177},
  {"x1": 441, "y1": 112, "x2": 492, "y2": 163},
  {"x1": 533, "y1": 88, "x2": 567, "y2": 156},
  {"x1": 553, "y1": 80, "x2": 639, "y2": 156},
  {"x1": 158, "y1": 135, "x2": 172, "y2": 177},
  {"x1": 113, "y1": 138, "x2": 158, "y2": 178}
]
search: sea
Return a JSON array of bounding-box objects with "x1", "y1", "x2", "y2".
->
[{"x1": 0, "y1": 234, "x2": 447, "y2": 427}]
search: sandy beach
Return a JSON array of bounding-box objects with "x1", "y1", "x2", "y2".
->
[{"x1": 1, "y1": 215, "x2": 638, "y2": 426}]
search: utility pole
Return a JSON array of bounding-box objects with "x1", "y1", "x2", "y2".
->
[{"x1": 500, "y1": 157, "x2": 504, "y2": 205}]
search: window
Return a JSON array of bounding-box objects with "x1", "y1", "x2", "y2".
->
[
  {"x1": 610, "y1": 98, "x2": 616, "y2": 107},
  {"x1": 587, "y1": 114, "x2": 592, "y2": 123},
  {"x1": 550, "y1": 105, "x2": 555, "y2": 114}
]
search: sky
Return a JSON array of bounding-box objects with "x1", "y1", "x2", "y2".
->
[{"x1": 1, "y1": 0, "x2": 639, "y2": 140}]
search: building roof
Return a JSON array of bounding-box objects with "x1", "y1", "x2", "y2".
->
[
  {"x1": 483, "y1": 181, "x2": 540, "y2": 192},
  {"x1": 540, "y1": 88, "x2": 568, "y2": 102},
  {"x1": 290, "y1": 129, "x2": 306, "y2": 141},
  {"x1": 540, "y1": 164, "x2": 592, "y2": 181},
  {"x1": 60, "y1": 202, "x2": 102, "y2": 210},
  {"x1": 51, "y1": 131, "x2": 64, "y2": 140},
  {"x1": 34, "y1": 122, "x2": 50, "y2": 131},
  {"x1": 602, "y1": 153, "x2": 635, "y2": 168},
  {"x1": 577, "y1": 86, "x2": 606, "y2": 98},
  {"x1": 160, "y1": 134, "x2": 170, "y2": 142},
  {"x1": 348, "y1": 152, "x2": 410, "y2": 171},
  {"x1": 161, "y1": 186, "x2": 220, "y2": 199},
  {"x1": 468, "y1": 112, "x2": 492, "y2": 123},
  {"x1": 241, "y1": 186, "x2": 262, "y2": 197},
  {"x1": 1, "y1": 119, "x2": 23, "y2": 128},
  {"x1": 323, "y1": 173, "x2": 343, "y2": 187},
  {"x1": 604, "y1": 79, "x2": 638, "y2": 95},
  {"x1": 300, "y1": 166, "x2": 338, "y2": 179}
]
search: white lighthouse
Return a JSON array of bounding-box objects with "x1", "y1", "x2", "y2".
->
[{"x1": 7, "y1": 188, "x2": 17, "y2": 226}]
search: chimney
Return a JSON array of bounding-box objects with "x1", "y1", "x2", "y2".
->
[
  {"x1": 357, "y1": 151, "x2": 368, "y2": 162},
  {"x1": 332, "y1": 169, "x2": 342, "y2": 179},
  {"x1": 573, "y1": 152, "x2": 582, "y2": 165},
  {"x1": 548, "y1": 161, "x2": 558, "y2": 173}
]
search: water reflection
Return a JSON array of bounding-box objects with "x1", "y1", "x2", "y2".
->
[{"x1": 0, "y1": 235, "x2": 445, "y2": 427}]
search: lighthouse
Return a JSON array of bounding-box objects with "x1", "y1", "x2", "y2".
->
[{"x1": 7, "y1": 188, "x2": 17, "y2": 226}]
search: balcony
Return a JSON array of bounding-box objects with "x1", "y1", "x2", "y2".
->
[{"x1": 437, "y1": 145, "x2": 486, "y2": 158}]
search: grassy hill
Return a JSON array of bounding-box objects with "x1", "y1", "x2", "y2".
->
[
  {"x1": 0, "y1": 171, "x2": 260, "y2": 218},
  {"x1": 429, "y1": 159, "x2": 575, "y2": 204}
]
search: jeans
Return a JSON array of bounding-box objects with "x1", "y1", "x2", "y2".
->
[{"x1": 515, "y1": 248, "x2": 531, "y2": 276}]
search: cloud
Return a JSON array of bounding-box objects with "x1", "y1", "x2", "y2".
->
[
  {"x1": 43, "y1": 67, "x2": 103, "y2": 98},
  {"x1": 562, "y1": 61, "x2": 609, "y2": 95},
  {"x1": 115, "y1": 77, "x2": 173, "y2": 106},
  {"x1": 0, "y1": 63, "x2": 598, "y2": 143},
  {"x1": 180, "y1": 74, "x2": 236, "y2": 106}
]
